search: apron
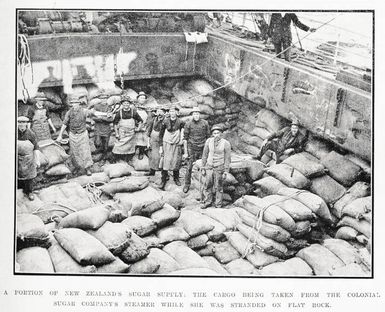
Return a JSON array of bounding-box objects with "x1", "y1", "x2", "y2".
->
[
  {"x1": 31, "y1": 108, "x2": 51, "y2": 142},
  {"x1": 135, "y1": 109, "x2": 149, "y2": 147},
  {"x1": 162, "y1": 128, "x2": 182, "y2": 171},
  {"x1": 149, "y1": 128, "x2": 161, "y2": 170},
  {"x1": 69, "y1": 130, "x2": 93, "y2": 169},
  {"x1": 112, "y1": 110, "x2": 136, "y2": 155},
  {"x1": 17, "y1": 140, "x2": 37, "y2": 180}
]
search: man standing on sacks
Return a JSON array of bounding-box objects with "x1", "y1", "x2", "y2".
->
[
  {"x1": 158, "y1": 106, "x2": 186, "y2": 190},
  {"x1": 201, "y1": 124, "x2": 231, "y2": 208},
  {"x1": 182, "y1": 106, "x2": 210, "y2": 193},
  {"x1": 146, "y1": 105, "x2": 166, "y2": 176}
]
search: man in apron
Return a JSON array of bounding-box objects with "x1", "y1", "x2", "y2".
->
[
  {"x1": 112, "y1": 95, "x2": 143, "y2": 162},
  {"x1": 182, "y1": 107, "x2": 210, "y2": 193},
  {"x1": 17, "y1": 116, "x2": 40, "y2": 201},
  {"x1": 158, "y1": 106, "x2": 186, "y2": 190},
  {"x1": 135, "y1": 92, "x2": 149, "y2": 160},
  {"x1": 201, "y1": 124, "x2": 231, "y2": 208},
  {"x1": 57, "y1": 98, "x2": 105, "y2": 176},
  {"x1": 146, "y1": 105, "x2": 166, "y2": 176},
  {"x1": 93, "y1": 93, "x2": 114, "y2": 161},
  {"x1": 27, "y1": 93, "x2": 56, "y2": 142}
]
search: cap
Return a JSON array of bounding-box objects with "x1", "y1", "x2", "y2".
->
[
  {"x1": 34, "y1": 92, "x2": 47, "y2": 100},
  {"x1": 291, "y1": 120, "x2": 300, "y2": 126},
  {"x1": 69, "y1": 97, "x2": 82, "y2": 104},
  {"x1": 17, "y1": 116, "x2": 29, "y2": 122},
  {"x1": 121, "y1": 94, "x2": 133, "y2": 103},
  {"x1": 98, "y1": 92, "x2": 109, "y2": 99},
  {"x1": 191, "y1": 107, "x2": 201, "y2": 114},
  {"x1": 137, "y1": 91, "x2": 147, "y2": 99},
  {"x1": 211, "y1": 124, "x2": 223, "y2": 132},
  {"x1": 169, "y1": 106, "x2": 180, "y2": 112}
]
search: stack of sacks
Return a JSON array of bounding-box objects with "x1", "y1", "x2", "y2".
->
[
  {"x1": 233, "y1": 194, "x2": 324, "y2": 260},
  {"x1": 37, "y1": 139, "x2": 71, "y2": 177},
  {"x1": 296, "y1": 239, "x2": 370, "y2": 276},
  {"x1": 236, "y1": 108, "x2": 287, "y2": 163},
  {"x1": 16, "y1": 182, "x2": 95, "y2": 224}
]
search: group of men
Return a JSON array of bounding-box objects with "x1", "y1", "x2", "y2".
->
[{"x1": 17, "y1": 89, "x2": 306, "y2": 208}]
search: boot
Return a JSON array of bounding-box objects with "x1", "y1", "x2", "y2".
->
[
  {"x1": 173, "y1": 170, "x2": 181, "y2": 186},
  {"x1": 157, "y1": 170, "x2": 168, "y2": 190}
]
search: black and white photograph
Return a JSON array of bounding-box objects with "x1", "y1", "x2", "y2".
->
[{"x1": 14, "y1": 8, "x2": 373, "y2": 279}]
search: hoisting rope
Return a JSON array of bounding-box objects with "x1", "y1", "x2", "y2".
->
[
  {"x1": 17, "y1": 34, "x2": 33, "y2": 102},
  {"x1": 169, "y1": 14, "x2": 342, "y2": 109},
  {"x1": 241, "y1": 189, "x2": 311, "y2": 258},
  {"x1": 84, "y1": 182, "x2": 105, "y2": 205}
]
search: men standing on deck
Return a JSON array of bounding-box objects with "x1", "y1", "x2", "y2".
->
[
  {"x1": 268, "y1": 13, "x2": 316, "y2": 61},
  {"x1": 158, "y1": 106, "x2": 185, "y2": 190},
  {"x1": 135, "y1": 92, "x2": 149, "y2": 160},
  {"x1": 201, "y1": 124, "x2": 231, "y2": 208},
  {"x1": 17, "y1": 116, "x2": 40, "y2": 201},
  {"x1": 57, "y1": 98, "x2": 96, "y2": 176},
  {"x1": 255, "y1": 120, "x2": 306, "y2": 163},
  {"x1": 92, "y1": 93, "x2": 114, "y2": 161},
  {"x1": 112, "y1": 95, "x2": 143, "y2": 162},
  {"x1": 146, "y1": 106, "x2": 166, "y2": 176},
  {"x1": 182, "y1": 107, "x2": 211, "y2": 193}
]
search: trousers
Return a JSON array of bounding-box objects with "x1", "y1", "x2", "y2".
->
[
  {"x1": 274, "y1": 40, "x2": 291, "y2": 61},
  {"x1": 18, "y1": 178, "x2": 33, "y2": 194},
  {"x1": 184, "y1": 145, "x2": 204, "y2": 187},
  {"x1": 202, "y1": 168, "x2": 224, "y2": 208},
  {"x1": 95, "y1": 134, "x2": 110, "y2": 155}
]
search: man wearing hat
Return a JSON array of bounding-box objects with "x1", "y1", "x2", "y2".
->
[
  {"x1": 92, "y1": 93, "x2": 114, "y2": 161},
  {"x1": 255, "y1": 120, "x2": 306, "y2": 163},
  {"x1": 201, "y1": 124, "x2": 231, "y2": 208},
  {"x1": 27, "y1": 92, "x2": 56, "y2": 142},
  {"x1": 57, "y1": 98, "x2": 102, "y2": 176},
  {"x1": 158, "y1": 106, "x2": 186, "y2": 190},
  {"x1": 146, "y1": 105, "x2": 166, "y2": 176},
  {"x1": 112, "y1": 95, "x2": 143, "y2": 161},
  {"x1": 182, "y1": 106, "x2": 210, "y2": 193},
  {"x1": 134, "y1": 91, "x2": 149, "y2": 160},
  {"x1": 17, "y1": 116, "x2": 40, "y2": 200}
]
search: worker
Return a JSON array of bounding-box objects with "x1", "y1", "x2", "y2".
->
[
  {"x1": 112, "y1": 95, "x2": 143, "y2": 162},
  {"x1": 135, "y1": 92, "x2": 149, "y2": 160},
  {"x1": 201, "y1": 124, "x2": 231, "y2": 208},
  {"x1": 92, "y1": 93, "x2": 114, "y2": 161},
  {"x1": 255, "y1": 120, "x2": 306, "y2": 163},
  {"x1": 57, "y1": 98, "x2": 100, "y2": 176},
  {"x1": 182, "y1": 106, "x2": 210, "y2": 193},
  {"x1": 146, "y1": 105, "x2": 166, "y2": 176},
  {"x1": 27, "y1": 93, "x2": 56, "y2": 142},
  {"x1": 158, "y1": 106, "x2": 186, "y2": 190},
  {"x1": 268, "y1": 13, "x2": 316, "y2": 61},
  {"x1": 17, "y1": 116, "x2": 40, "y2": 201}
]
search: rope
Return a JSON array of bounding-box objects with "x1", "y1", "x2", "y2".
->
[
  {"x1": 170, "y1": 14, "x2": 343, "y2": 109},
  {"x1": 241, "y1": 189, "x2": 310, "y2": 258},
  {"x1": 32, "y1": 202, "x2": 77, "y2": 214},
  {"x1": 18, "y1": 34, "x2": 33, "y2": 101},
  {"x1": 84, "y1": 182, "x2": 104, "y2": 204}
]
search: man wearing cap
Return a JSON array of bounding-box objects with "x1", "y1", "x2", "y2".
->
[
  {"x1": 158, "y1": 106, "x2": 185, "y2": 190},
  {"x1": 146, "y1": 105, "x2": 166, "y2": 176},
  {"x1": 201, "y1": 124, "x2": 231, "y2": 208},
  {"x1": 112, "y1": 95, "x2": 143, "y2": 161},
  {"x1": 182, "y1": 106, "x2": 210, "y2": 193},
  {"x1": 57, "y1": 98, "x2": 102, "y2": 176},
  {"x1": 134, "y1": 92, "x2": 149, "y2": 160},
  {"x1": 27, "y1": 93, "x2": 56, "y2": 142},
  {"x1": 255, "y1": 120, "x2": 306, "y2": 163},
  {"x1": 92, "y1": 93, "x2": 114, "y2": 161},
  {"x1": 17, "y1": 116, "x2": 40, "y2": 200}
]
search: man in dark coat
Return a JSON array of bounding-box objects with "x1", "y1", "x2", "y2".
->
[
  {"x1": 268, "y1": 13, "x2": 316, "y2": 61},
  {"x1": 255, "y1": 120, "x2": 306, "y2": 163}
]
